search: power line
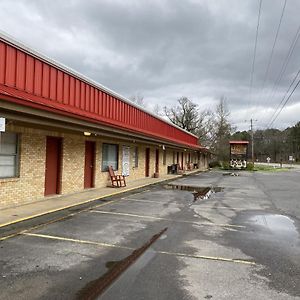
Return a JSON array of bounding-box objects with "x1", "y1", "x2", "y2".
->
[
  {"x1": 267, "y1": 70, "x2": 300, "y2": 128},
  {"x1": 263, "y1": 23, "x2": 300, "y2": 109},
  {"x1": 267, "y1": 68, "x2": 300, "y2": 128},
  {"x1": 248, "y1": 0, "x2": 263, "y2": 112},
  {"x1": 256, "y1": 0, "x2": 287, "y2": 107}
]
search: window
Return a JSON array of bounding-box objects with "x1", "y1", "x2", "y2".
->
[
  {"x1": 102, "y1": 143, "x2": 118, "y2": 171},
  {"x1": 133, "y1": 146, "x2": 138, "y2": 168},
  {"x1": 0, "y1": 132, "x2": 19, "y2": 178}
]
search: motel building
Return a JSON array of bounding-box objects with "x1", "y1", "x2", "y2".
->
[{"x1": 0, "y1": 32, "x2": 208, "y2": 209}]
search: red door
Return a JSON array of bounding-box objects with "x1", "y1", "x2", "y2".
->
[
  {"x1": 145, "y1": 148, "x2": 150, "y2": 177},
  {"x1": 84, "y1": 141, "x2": 95, "y2": 189},
  {"x1": 155, "y1": 149, "x2": 159, "y2": 173},
  {"x1": 45, "y1": 137, "x2": 62, "y2": 196}
]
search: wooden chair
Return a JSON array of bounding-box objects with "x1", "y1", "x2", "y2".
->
[
  {"x1": 177, "y1": 163, "x2": 184, "y2": 175},
  {"x1": 108, "y1": 166, "x2": 126, "y2": 187}
]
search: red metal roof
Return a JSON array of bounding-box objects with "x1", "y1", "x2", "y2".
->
[{"x1": 0, "y1": 32, "x2": 200, "y2": 149}]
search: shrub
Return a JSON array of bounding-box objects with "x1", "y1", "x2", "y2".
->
[
  {"x1": 221, "y1": 161, "x2": 230, "y2": 170},
  {"x1": 209, "y1": 161, "x2": 221, "y2": 168},
  {"x1": 246, "y1": 162, "x2": 254, "y2": 171}
]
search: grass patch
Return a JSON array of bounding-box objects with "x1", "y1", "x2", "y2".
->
[{"x1": 253, "y1": 164, "x2": 293, "y2": 172}]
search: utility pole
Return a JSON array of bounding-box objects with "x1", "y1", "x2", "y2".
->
[
  {"x1": 251, "y1": 119, "x2": 254, "y2": 163},
  {"x1": 250, "y1": 119, "x2": 257, "y2": 163}
]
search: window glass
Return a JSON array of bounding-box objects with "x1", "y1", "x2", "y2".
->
[
  {"x1": 102, "y1": 143, "x2": 118, "y2": 171},
  {"x1": 0, "y1": 132, "x2": 19, "y2": 178}
]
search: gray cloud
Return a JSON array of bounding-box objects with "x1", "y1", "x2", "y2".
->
[{"x1": 1, "y1": 0, "x2": 300, "y2": 130}]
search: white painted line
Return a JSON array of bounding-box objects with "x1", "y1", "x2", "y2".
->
[
  {"x1": 120, "y1": 198, "x2": 176, "y2": 205},
  {"x1": 22, "y1": 232, "x2": 133, "y2": 250},
  {"x1": 90, "y1": 210, "x2": 245, "y2": 228},
  {"x1": 21, "y1": 232, "x2": 255, "y2": 265}
]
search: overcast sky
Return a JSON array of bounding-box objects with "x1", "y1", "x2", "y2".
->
[{"x1": 1, "y1": 0, "x2": 300, "y2": 131}]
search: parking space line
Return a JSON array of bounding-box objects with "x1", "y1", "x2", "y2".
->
[
  {"x1": 190, "y1": 206, "x2": 259, "y2": 210},
  {"x1": 157, "y1": 250, "x2": 256, "y2": 265},
  {"x1": 120, "y1": 198, "x2": 175, "y2": 204},
  {"x1": 0, "y1": 233, "x2": 19, "y2": 241},
  {"x1": 0, "y1": 199, "x2": 122, "y2": 242},
  {"x1": 21, "y1": 232, "x2": 255, "y2": 265},
  {"x1": 119, "y1": 198, "x2": 256, "y2": 210},
  {"x1": 90, "y1": 210, "x2": 245, "y2": 228},
  {"x1": 22, "y1": 232, "x2": 134, "y2": 250}
]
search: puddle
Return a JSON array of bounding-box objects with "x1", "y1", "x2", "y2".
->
[
  {"x1": 105, "y1": 260, "x2": 122, "y2": 269},
  {"x1": 164, "y1": 184, "x2": 223, "y2": 201},
  {"x1": 249, "y1": 214, "x2": 299, "y2": 239},
  {"x1": 224, "y1": 211, "x2": 300, "y2": 296},
  {"x1": 159, "y1": 234, "x2": 168, "y2": 240},
  {"x1": 77, "y1": 228, "x2": 167, "y2": 299}
]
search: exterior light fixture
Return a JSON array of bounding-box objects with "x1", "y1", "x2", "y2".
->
[{"x1": 84, "y1": 132, "x2": 91, "y2": 136}]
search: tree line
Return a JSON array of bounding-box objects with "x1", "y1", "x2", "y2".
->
[
  {"x1": 130, "y1": 95, "x2": 300, "y2": 163},
  {"x1": 232, "y1": 124, "x2": 300, "y2": 163}
]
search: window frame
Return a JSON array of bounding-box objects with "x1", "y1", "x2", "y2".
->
[
  {"x1": 0, "y1": 132, "x2": 20, "y2": 179},
  {"x1": 101, "y1": 143, "x2": 119, "y2": 172}
]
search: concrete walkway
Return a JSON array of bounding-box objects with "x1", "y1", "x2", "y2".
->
[{"x1": 0, "y1": 170, "x2": 200, "y2": 228}]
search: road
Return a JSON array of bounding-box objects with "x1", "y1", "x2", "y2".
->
[{"x1": 0, "y1": 170, "x2": 300, "y2": 299}]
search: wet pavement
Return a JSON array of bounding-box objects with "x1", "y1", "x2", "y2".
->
[
  {"x1": 224, "y1": 211, "x2": 300, "y2": 297},
  {"x1": 0, "y1": 170, "x2": 300, "y2": 299},
  {"x1": 164, "y1": 184, "x2": 223, "y2": 201}
]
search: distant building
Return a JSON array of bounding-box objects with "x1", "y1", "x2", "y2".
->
[
  {"x1": 0, "y1": 32, "x2": 208, "y2": 208},
  {"x1": 229, "y1": 141, "x2": 249, "y2": 169}
]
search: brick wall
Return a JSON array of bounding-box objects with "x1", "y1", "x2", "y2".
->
[
  {"x1": 61, "y1": 135, "x2": 85, "y2": 194},
  {"x1": 0, "y1": 128, "x2": 45, "y2": 207},
  {"x1": 0, "y1": 123, "x2": 206, "y2": 209}
]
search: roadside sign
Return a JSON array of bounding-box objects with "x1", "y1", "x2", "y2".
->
[
  {"x1": 0, "y1": 117, "x2": 5, "y2": 132},
  {"x1": 289, "y1": 156, "x2": 293, "y2": 161}
]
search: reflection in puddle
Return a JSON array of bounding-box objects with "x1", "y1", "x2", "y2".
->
[
  {"x1": 164, "y1": 184, "x2": 223, "y2": 201},
  {"x1": 159, "y1": 234, "x2": 168, "y2": 240},
  {"x1": 249, "y1": 214, "x2": 299, "y2": 239}
]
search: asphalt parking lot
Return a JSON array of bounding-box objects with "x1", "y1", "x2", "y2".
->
[{"x1": 1, "y1": 170, "x2": 300, "y2": 299}]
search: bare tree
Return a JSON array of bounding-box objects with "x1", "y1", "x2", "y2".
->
[
  {"x1": 153, "y1": 104, "x2": 163, "y2": 116},
  {"x1": 163, "y1": 96, "x2": 234, "y2": 158},
  {"x1": 196, "y1": 109, "x2": 215, "y2": 146},
  {"x1": 164, "y1": 97, "x2": 199, "y2": 134},
  {"x1": 211, "y1": 97, "x2": 232, "y2": 160},
  {"x1": 129, "y1": 92, "x2": 146, "y2": 108}
]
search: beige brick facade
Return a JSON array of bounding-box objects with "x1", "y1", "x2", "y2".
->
[{"x1": 0, "y1": 124, "x2": 208, "y2": 209}]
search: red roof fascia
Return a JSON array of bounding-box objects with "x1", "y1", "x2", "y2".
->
[{"x1": 0, "y1": 85, "x2": 201, "y2": 150}]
